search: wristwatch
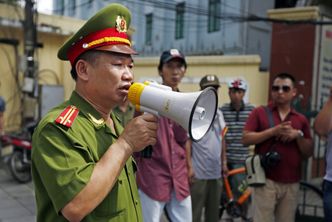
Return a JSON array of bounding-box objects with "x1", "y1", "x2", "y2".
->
[{"x1": 297, "y1": 130, "x2": 304, "y2": 138}]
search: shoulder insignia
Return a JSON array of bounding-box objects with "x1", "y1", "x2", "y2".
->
[{"x1": 55, "y1": 105, "x2": 79, "y2": 127}]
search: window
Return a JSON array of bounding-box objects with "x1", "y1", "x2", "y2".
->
[
  {"x1": 68, "y1": 0, "x2": 76, "y2": 16},
  {"x1": 88, "y1": 0, "x2": 93, "y2": 8},
  {"x1": 175, "y1": 2, "x2": 185, "y2": 39},
  {"x1": 57, "y1": 0, "x2": 65, "y2": 15},
  {"x1": 145, "y1": 13, "x2": 153, "y2": 45},
  {"x1": 208, "y1": 0, "x2": 220, "y2": 32}
]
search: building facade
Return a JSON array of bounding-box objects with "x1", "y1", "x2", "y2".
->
[
  {"x1": 0, "y1": 2, "x2": 270, "y2": 133},
  {"x1": 53, "y1": 0, "x2": 274, "y2": 69}
]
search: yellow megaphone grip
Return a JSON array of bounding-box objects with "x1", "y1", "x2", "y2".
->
[{"x1": 128, "y1": 82, "x2": 145, "y2": 106}]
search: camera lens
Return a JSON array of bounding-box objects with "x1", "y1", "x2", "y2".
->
[{"x1": 261, "y1": 151, "x2": 281, "y2": 169}]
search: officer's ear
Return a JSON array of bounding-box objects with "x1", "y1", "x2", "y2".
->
[{"x1": 75, "y1": 59, "x2": 89, "y2": 81}]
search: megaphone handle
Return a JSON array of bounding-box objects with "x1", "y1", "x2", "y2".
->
[
  {"x1": 138, "y1": 109, "x2": 158, "y2": 158},
  {"x1": 140, "y1": 145, "x2": 153, "y2": 158}
]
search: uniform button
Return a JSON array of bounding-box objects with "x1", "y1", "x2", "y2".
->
[
  {"x1": 135, "y1": 200, "x2": 139, "y2": 205},
  {"x1": 119, "y1": 180, "x2": 122, "y2": 184}
]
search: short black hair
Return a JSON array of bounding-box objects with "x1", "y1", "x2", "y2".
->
[
  {"x1": 158, "y1": 58, "x2": 187, "y2": 72},
  {"x1": 274, "y1": 72, "x2": 296, "y2": 85},
  {"x1": 70, "y1": 50, "x2": 103, "y2": 80}
]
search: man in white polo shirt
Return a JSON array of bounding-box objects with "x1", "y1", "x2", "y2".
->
[{"x1": 187, "y1": 75, "x2": 228, "y2": 222}]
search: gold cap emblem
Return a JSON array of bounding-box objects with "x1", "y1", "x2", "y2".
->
[{"x1": 116, "y1": 16, "x2": 127, "y2": 33}]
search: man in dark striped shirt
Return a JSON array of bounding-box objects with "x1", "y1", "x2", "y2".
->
[
  {"x1": 220, "y1": 79, "x2": 254, "y2": 219},
  {"x1": 221, "y1": 79, "x2": 255, "y2": 166}
]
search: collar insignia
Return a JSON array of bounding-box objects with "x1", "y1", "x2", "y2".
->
[
  {"x1": 116, "y1": 16, "x2": 127, "y2": 33},
  {"x1": 88, "y1": 113, "x2": 104, "y2": 125}
]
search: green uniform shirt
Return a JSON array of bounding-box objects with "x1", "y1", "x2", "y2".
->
[
  {"x1": 113, "y1": 104, "x2": 135, "y2": 127},
  {"x1": 32, "y1": 91, "x2": 143, "y2": 222}
]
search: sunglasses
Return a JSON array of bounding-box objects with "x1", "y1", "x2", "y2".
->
[{"x1": 271, "y1": 85, "x2": 291, "y2": 93}]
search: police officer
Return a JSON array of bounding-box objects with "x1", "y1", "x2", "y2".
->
[{"x1": 31, "y1": 4, "x2": 157, "y2": 222}]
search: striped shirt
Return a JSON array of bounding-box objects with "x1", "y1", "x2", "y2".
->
[{"x1": 220, "y1": 102, "x2": 255, "y2": 164}]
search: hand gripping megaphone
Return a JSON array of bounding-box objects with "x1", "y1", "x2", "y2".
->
[{"x1": 127, "y1": 81, "x2": 218, "y2": 141}]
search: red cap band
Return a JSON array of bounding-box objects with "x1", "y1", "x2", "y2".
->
[{"x1": 67, "y1": 27, "x2": 131, "y2": 65}]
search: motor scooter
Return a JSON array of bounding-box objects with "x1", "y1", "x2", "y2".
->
[
  {"x1": 1, "y1": 133, "x2": 32, "y2": 183},
  {"x1": 0, "y1": 122, "x2": 35, "y2": 183}
]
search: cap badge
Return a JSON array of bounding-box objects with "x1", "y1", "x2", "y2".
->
[
  {"x1": 116, "y1": 16, "x2": 127, "y2": 33},
  {"x1": 170, "y1": 49, "x2": 181, "y2": 56},
  {"x1": 207, "y1": 75, "x2": 215, "y2": 81},
  {"x1": 232, "y1": 80, "x2": 241, "y2": 88}
]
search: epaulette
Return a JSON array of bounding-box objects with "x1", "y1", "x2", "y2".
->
[{"x1": 55, "y1": 105, "x2": 79, "y2": 128}]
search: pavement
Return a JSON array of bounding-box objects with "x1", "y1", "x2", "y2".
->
[
  {"x1": 0, "y1": 162, "x2": 324, "y2": 222},
  {"x1": 0, "y1": 164, "x2": 169, "y2": 222},
  {"x1": 0, "y1": 165, "x2": 36, "y2": 222}
]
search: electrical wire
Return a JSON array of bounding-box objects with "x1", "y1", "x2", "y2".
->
[{"x1": 50, "y1": 0, "x2": 332, "y2": 26}]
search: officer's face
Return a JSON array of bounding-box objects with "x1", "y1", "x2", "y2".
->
[
  {"x1": 159, "y1": 59, "x2": 186, "y2": 90},
  {"x1": 78, "y1": 51, "x2": 134, "y2": 108}
]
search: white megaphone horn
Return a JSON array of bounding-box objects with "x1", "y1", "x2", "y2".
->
[{"x1": 127, "y1": 81, "x2": 218, "y2": 141}]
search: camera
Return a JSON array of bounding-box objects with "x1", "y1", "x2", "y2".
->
[{"x1": 260, "y1": 151, "x2": 281, "y2": 169}]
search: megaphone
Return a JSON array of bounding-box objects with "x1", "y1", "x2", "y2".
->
[{"x1": 127, "y1": 81, "x2": 218, "y2": 141}]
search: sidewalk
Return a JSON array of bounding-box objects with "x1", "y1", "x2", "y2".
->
[
  {"x1": 0, "y1": 162, "x2": 324, "y2": 222},
  {"x1": 0, "y1": 165, "x2": 36, "y2": 222},
  {"x1": 0, "y1": 165, "x2": 169, "y2": 222}
]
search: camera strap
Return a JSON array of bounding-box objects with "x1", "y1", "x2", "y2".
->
[
  {"x1": 264, "y1": 106, "x2": 274, "y2": 128},
  {"x1": 263, "y1": 106, "x2": 277, "y2": 152}
]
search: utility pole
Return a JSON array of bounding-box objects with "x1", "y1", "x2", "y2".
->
[
  {"x1": 23, "y1": 0, "x2": 36, "y2": 93},
  {"x1": 22, "y1": 0, "x2": 37, "y2": 126}
]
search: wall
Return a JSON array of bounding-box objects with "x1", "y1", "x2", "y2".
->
[{"x1": 133, "y1": 55, "x2": 269, "y2": 107}]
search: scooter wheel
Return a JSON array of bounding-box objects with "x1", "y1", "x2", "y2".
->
[{"x1": 9, "y1": 151, "x2": 31, "y2": 183}]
